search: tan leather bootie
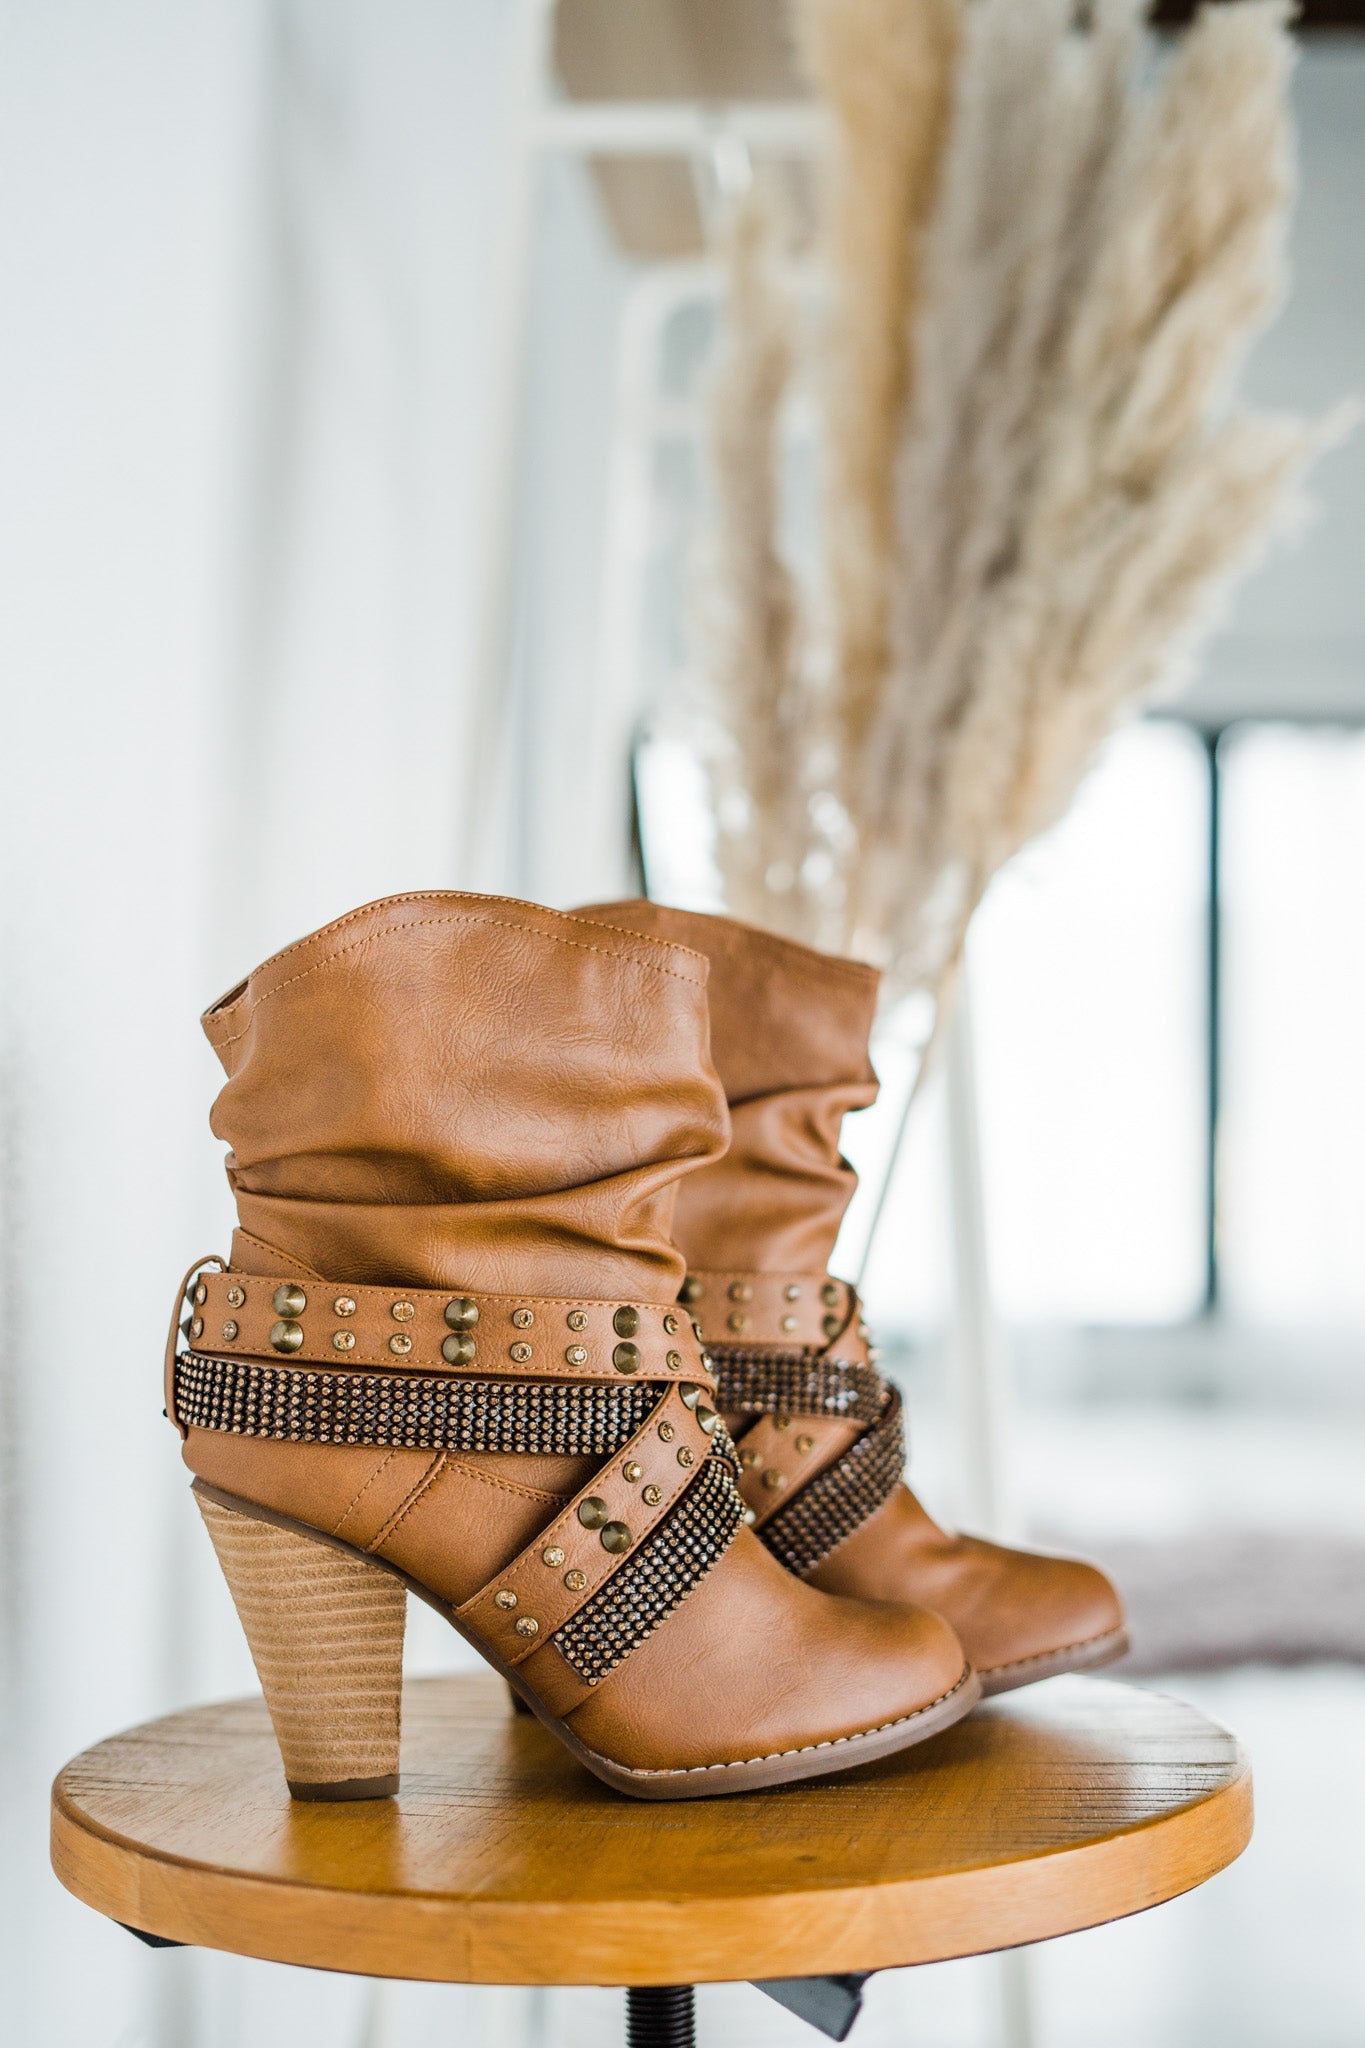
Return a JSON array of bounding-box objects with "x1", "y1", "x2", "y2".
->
[
  {"x1": 581, "y1": 901, "x2": 1127, "y2": 1695},
  {"x1": 169, "y1": 892, "x2": 976, "y2": 1802}
]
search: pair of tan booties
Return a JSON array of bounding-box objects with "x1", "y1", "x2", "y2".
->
[{"x1": 171, "y1": 892, "x2": 1125, "y2": 1802}]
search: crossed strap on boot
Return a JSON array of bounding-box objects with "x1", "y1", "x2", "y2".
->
[
  {"x1": 169, "y1": 1262, "x2": 750, "y2": 1710},
  {"x1": 171, "y1": 1256, "x2": 978, "y2": 1799},
  {"x1": 683, "y1": 1268, "x2": 906, "y2": 1577}
]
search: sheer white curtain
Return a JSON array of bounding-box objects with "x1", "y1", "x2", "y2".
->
[{"x1": 0, "y1": 6, "x2": 634, "y2": 2043}]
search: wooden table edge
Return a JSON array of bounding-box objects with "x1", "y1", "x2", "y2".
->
[{"x1": 50, "y1": 1755, "x2": 1253, "y2": 1986}]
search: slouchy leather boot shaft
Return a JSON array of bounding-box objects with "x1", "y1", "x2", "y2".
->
[
  {"x1": 579, "y1": 901, "x2": 880, "y2": 1274},
  {"x1": 203, "y1": 892, "x2": 729, "y2": 1302}
]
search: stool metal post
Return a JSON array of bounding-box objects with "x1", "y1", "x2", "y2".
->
[{"x1": 626, "y1": 1984, "x2": 696, "y2": 2047}]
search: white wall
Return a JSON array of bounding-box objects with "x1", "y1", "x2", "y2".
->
[{"x1": 0, "y1": 7, "x2": 632, "y2": 2044}]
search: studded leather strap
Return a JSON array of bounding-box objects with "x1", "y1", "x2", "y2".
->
[
  {"x1": 552, "y1": 1451, "x2": 744, "y2": 1690},
  {"x1": 712, "y1": 1327, "x2": 904, "y2": 1576},
  {"x1": 759, "y1": 1385, "x2": 905, "y2": 1578},
  {"x1": 733, "y1": 1411, "x2": 864, "y2": 1529},
  {"x1": 679, "y1": 1269, "x2": 870, "y2": 1354},
  {"x1": 457, "y1": 1380, "x2": 718, "y2": 1665},
  {"x1": 172, "y1": 1263, "x2": 713, "y2": 1418}
]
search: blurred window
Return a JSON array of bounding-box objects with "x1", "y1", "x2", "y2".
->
[
  {"x1": 1220, "y1": 723, "x2": 1365, "y2": 1330},
  {"x1": 970, "y1": 721, "x2": 1211, "y2": 1326}
]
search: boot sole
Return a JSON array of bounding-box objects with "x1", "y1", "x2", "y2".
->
[
  {"x1": 193, "y1": 1479, "x2": 981, "y2": 1801},
  {"x1": 977, "y1": 1624, "x2": 1130, "y2": 1698}
]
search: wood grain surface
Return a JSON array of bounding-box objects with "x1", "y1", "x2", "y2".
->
[{"x1": 51, "y1": 1673, "x2": 1251, "y2": 1986}]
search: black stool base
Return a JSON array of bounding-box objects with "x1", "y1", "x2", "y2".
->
[{"x1": 626, "y1": 1983, "x2": 696, "y2": 2048}]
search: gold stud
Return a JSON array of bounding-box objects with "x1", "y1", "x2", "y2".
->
[
  {"x1": 823, "y1": 1315, "x2": 841, "y2": 1341},
  {"x1": 613, "y1": 1305, "x2": 639, "y2": 1338},
  {"x1": 222, "y1": 1320, "x2": 239, "y2": 1341},
  {"x1": 391, "y1": 1301, "x2": 415, "y2": 1322},
  {"x1": 774, "y1": 1415, "x2": 791, "y2": 1431},
  {"x1": 565, "y1": 1345, "x2": 588, "y2": 1365},
  {"x1": 512, "y1": 1307, "x2": 534, "y2": 1329},
  {"x1": 784, "y1": 1284, "x2": 801, "y2": 1302},
  {"x1": 740, "y1": 1448, "x2": 758, "y2": 1468},
  {"x1": 663, "y1": 1313, "x2": 679, "y2": 1335},
  {"x1": 541, "y1": 1546, "x2": 565, "y2": 1568},
  {"x1": 677, "y1": 1446, "x2": 695, "y2": 1468},
  {"x1": 333, "y1": 1296, "x2": 356, "y2": 1317},
  {"x1": 742, "y1": 1507, "x2": 757, "y2": 1526},
  {"x1": 270, "y1": 1320, "x2": 304, "y2": 1354},
  {"x1": 389, "y1": 1333, "x2": 412, "y2": 1355},
  {"x1": 658, "y1": 1421, "x2": 675, "y2": 1443},
  {"x1": 679, "y1": 1383, "x2": 702, "y2": 1410},
  {"x1": 696, "y1": 1405, "x2": 719, "y2": 1434},
  {"x1": 226, "y1": 1285, "x2": 246, "y2": 1309},
  {"x1": 763, "y1": 1469, "x2": 785, "y2": 1491},
  {"x1": 509, "y1": 1341, "x2": 533, "y2": 1363},
  {"x1": 692, "y1": 1321, "x2": 705, "y2": 1342},
  {"x1": 578, "y1": 1497, "x2": 609, "y2": 1530},
  {"x1": 612, "y1": 1341, "x2": 640, "y2": 1375},
  {"x1": 567, "y1": 1309, "x2": 588, "y2": 1332},
  {"x1": 190, "y1": 1317, "x2": 204, "y2": 1340},
  {"x1": 599, "y1": 1521, "x2": 631, "y2": 1554},
  {"x1": 564, "y1": 1569, "x2": 587, "y2": 1592},
  {"x1": 442, "y1": 1333, "x2": 476, "y2": 1366},
  {"x1": 642, "y1": 1484, "x2": 662, "y2": 1506},
  {"x1": 821, "y1": 1281, "x2": 841, "y2": 1308},
  {"x1": 622, "y1": 1461, "x2": 642, "y2": 1482},
  {"x1": 193, "y1": 1282, "x2": 208, "y2": 1307},
  {"x1": 333, "y1": 1330, "x2": 356, "y2": 1352},
  {"x1": 728, "y1": 1312, "x2": 749, "y2": 1334},
  {"x1": 796, "y1": 1434, "x2": 815, "y2": 1454},
  {"x1": 273, "y1": 1284, "x2": 307, "y2": 1318},
  {"x1": 444, "y1": 1297, "x2": 479, "y2": 1330},
  {"x1": 728, "y1": 1281, "x2": 752, "y2": 1303},
  {"x1": 514, "y1": 1616, "x2": 539, "y2": 1638},
  {"x1": 781, "y1": 1316, "x2": 798, "y2": 1333},
  {"x1": 666, "y1": 1350, "x2": 682, "y2": 1370},
  {"x1": 494, "y1": 1589, "x2": 518, "y2": 1611},
  {"x1": 680, "y1": 1276, "x2": 703, "y2": 1304}
]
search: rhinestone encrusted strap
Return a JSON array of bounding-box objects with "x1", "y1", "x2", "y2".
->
[
  {"x1": 709, "y1": 1347, "x2": 886, "y2": 1427},
  {"x1": 757, "y1": 1384, "x2": 906, "y2": 1579},
  {"x1": 552, "y1": 1450, "x2": 746, "y2": 1685},
  {"x1": 174, "y1": 1351, "x2": 664, "y2": 1456},
  {"x1": 457, "y1": 1380, "x2": 731, "y2": 1667},
  {"x1": 180, "y1": 1347, "x2": 746, "y2": 1696}
]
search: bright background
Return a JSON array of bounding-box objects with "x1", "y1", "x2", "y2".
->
[{"x1": 2, "y1": 8, "x2": 1363, "y2": 2047}]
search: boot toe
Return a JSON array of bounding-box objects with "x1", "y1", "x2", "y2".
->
[
  {"x1": 563, "y1": 1529, "x2": 971, "y2": 1775},
  {"x1": 971, "y1": 1549, "x2": 1126, "y2": 1690}
]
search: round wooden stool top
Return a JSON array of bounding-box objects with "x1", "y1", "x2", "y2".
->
[{"x1": 51, "y1": 1673, "x2": 1251, "y2": 1987}]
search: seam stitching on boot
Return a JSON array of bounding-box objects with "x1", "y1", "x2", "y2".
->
[
  {"x1": 577, "y1": 1666, "x2": 976, "y2": 1778},
  {"x1": 331, "y1": 1450, "x2": 399, "y2": 1540},
  {"x1": 211, "y1": 914, "x2": 708, "y2": 1044},
  {"x1": 441, "y1": 1455, "x2": 573, "y2": 1508},
  {"x1": 232, "y1": 1228, "x2": 329, "y2": 1281},
  {"x1": 206, "y1": 891, "x2": 712, "y2": 996},
  {"x1": 979, "y1": 1625, "x2": 1127, "y2": 1678},
  {"x1": 366, "y1": 1451, "x2": 447, "y2": 1551}
]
